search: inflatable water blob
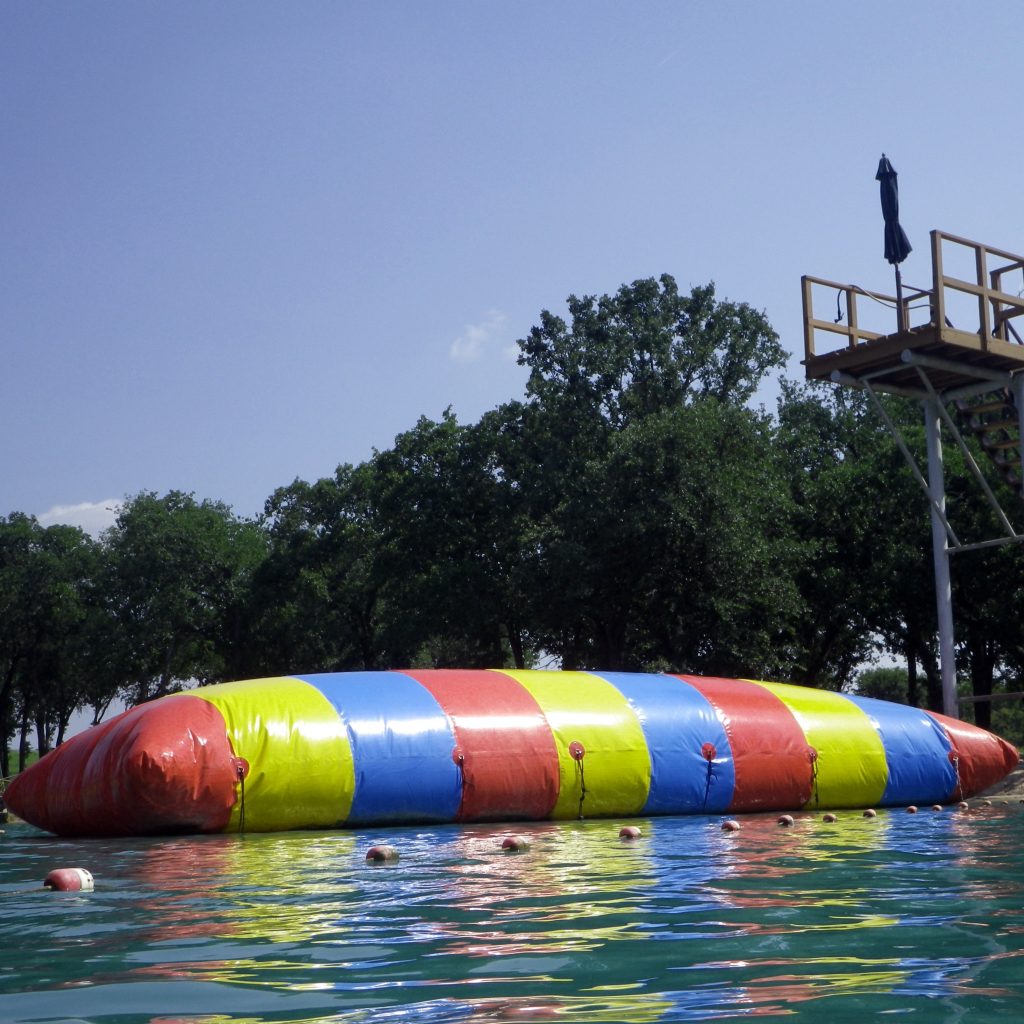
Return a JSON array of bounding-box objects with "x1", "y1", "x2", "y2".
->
[{"x1": 6, "y1": 670, "x2": 1019, "y2": 837}]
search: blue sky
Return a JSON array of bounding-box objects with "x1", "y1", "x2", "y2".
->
[{"x1": 4, "y1": 1, "x2": 1024, "y2": 534}]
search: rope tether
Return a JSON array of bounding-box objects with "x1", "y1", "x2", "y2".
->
[
  {"x1": 949, "y1": 750, "x2": 962, "y2": 801},
  {"x1": 452, "y1": 746, "x2": 465, "y2": 795},
  {"x1": 701, "y1": 742, "x2": 717, "y2": 809},
  {"x1": 807, "y1": 747, "x2": 819, "y2": 808},
  {"x1": 232, "y1": 757, "x2": 249, "y2": 834},
  {"x1": 569, "y1": 741, "x2": 586, "y2": 820}
]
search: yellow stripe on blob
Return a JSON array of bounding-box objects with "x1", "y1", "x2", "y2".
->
[
  {"x1": 751, "y1": 680, "x2": 888, "y2": 809},
  {"x1": 499, "y1": 670, "x2": 651, "y2": 819},
  {"x1": 195, "y1": 677, "x2": 355, "y2": 833}
]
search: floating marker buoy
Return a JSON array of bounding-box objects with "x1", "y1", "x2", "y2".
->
[
  {"x1": 981, "y1": 799, "x2": 992, "y2": 807},
  {"x1": 501, "y1": 835, "x2": 530, "y2": 852},
  {"x1": 822, "y1": 813, "x2": 837, "y2": 823},
  {"x1": 957, "y1": 801, "x2": 969, "y2": 810},
  {"x1": 931, "y1": 804, "x2": 944, "y2": 811},
  {"x1": 777, "y1": 814, "x2": 795, "y2": 827},
  {"x1": 863, "y1": 808, "x2": 877, "y2": 818},
  {"x1": 365, "y1": 844, "x2": 399, "y2": 864},
  {"x1": 43, "y1": 868, "x2": 94, "y2": 892},
  {"x1": 721, "y1": 819, "x2": 741, "y2": 832},
  {"x1": 619, "y1": 825, "x2": 642, "y2": 840},
  {"x1": 906, "y1": 805, "x2": 918, "y2": 813}
]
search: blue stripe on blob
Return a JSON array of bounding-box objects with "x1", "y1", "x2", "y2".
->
[
  {"x1": 844, "y1": 694, "x2": 957, "y2": 805},
  {"x1": 592, "y1": 671, "x2": 735, "y2": 814},
  {"x1": 300, "y1": 672, "x2": 461, "y2": 824}
]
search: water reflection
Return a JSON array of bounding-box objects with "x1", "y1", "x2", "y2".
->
[{"x1": 1, "y1": 804, "x2": 1022, "y2": 1023}]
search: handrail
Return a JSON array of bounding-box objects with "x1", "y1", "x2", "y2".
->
[
  {"x1": 802, "y1": 276, "x2": 930, "y2": 358},
  {"x1": 804, "y1": 231, "x2": 1024, "y2": 363}
]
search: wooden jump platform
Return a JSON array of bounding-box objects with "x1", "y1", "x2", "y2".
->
[{"x1": 803, "y1": 230, "x2": 1024, "y2": 397}]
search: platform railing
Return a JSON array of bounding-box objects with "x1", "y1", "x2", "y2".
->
[
  {"x1": 801, "y1": 276, "x2": 930, "y2": 359},
  {"x1": 931, "y1": 231, "x2": 1024, "y2": 346},
  {"x1": 803, "y1": 231, "x2": 1024, "y2": 363}
]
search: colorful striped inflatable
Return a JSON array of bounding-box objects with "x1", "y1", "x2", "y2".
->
[{"x1": 6, "y1": 670, "x2": 1019, "y2": 837}]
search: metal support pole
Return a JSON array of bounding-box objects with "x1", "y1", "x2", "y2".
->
[
  {"x1": 895, "y1": 265, "x2": 906, "y2": 333},
  {"x1": 924, "y1": 398, "x2": 958, "y2": 718},
  {"x1": 1014, "y1": 372, "x2": 1024, "y2": 500}
]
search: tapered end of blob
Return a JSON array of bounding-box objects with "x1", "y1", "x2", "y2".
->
[
  {"x1": 5, "y1": 695, "x2": 238, "y2": 836},
  {"x1": 927, "y1": 711, "x2": 1020, "y2": 798}
]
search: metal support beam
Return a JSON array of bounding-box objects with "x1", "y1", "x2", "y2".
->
[
  {"x1": 924, "y1": 398, "x2": 959, "y2": 718},
  {"x1": 912, "y1": 366, "x2": 1019, "y2": 541},
  {"x1": 1014, "y1": 371, "x2": 1024, "y2": 500}
]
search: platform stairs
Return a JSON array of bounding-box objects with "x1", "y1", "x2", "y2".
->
[{"x1": 954, "y1": 390, "x2": 1023, "y2": 492}]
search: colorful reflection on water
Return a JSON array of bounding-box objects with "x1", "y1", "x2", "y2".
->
[{"x1": 2, "y1": 802, "x2": 1022, "y2": 1021}]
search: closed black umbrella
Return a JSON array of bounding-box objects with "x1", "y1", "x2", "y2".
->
[{"x1": 876, "y1": 154, "x2": 912, "y2": 331}]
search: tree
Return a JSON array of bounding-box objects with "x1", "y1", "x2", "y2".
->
[
  {"x1": 103, "y1": 491, "x2": 266, "y2": 703},
  {"x1": 518, "y1": 276, "x2": 787, "y2": 426},
  {"x1": 503, "y1": 275, "x2": 795, "y2": 673},
  {"x1": 0, "y1": 515, "x2": 107, "y2": 773},
  {"x1": 368, "y1": 411, "x2": 534, "y2": 668},
  {"x1": 239, "y1": 466, "x2": 387, "y2": 675}
]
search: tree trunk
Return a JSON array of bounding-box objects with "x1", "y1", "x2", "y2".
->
[
  {"x1": 906, "y1": 644, "x2": 919, "y2": 708},
  {"x1": 968, "y1": 631, "x2": 995, "y2": 731},
  {"x1": 919, "y1": 644, "x2": 943, "y2": 712}
]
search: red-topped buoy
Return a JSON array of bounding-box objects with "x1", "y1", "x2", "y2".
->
[
  {"x1": 501, "y1": 835, "x2": 530, "y2": 852},
  {"x1": 365, "y1": 845, "x2": 399, "y2": 864},
  {"x1": 619, "y1": 825, "x2": 642, "y2": 840},
  {"x1": 43, "y1": 867, "x2": 94, "y2": 892},
  {"x1": 721, "y1": 819, "x2": 741, "y2": 832}
]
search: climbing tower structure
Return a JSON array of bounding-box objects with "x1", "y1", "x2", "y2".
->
[{"x1": 802, "y1": 230, "x2": 1024, "y2": 719}]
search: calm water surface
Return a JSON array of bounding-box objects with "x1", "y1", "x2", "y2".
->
[{"x1": 2, "y1": 803, "x2": 1022, "y2": 1023}]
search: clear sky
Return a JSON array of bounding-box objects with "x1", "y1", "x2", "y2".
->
[{"x1": 4, "y1": 1, "x2": 1024, "y2": 534}]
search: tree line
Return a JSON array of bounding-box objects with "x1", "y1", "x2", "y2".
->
[{"x1": 4, "y1": 274, "x2": 1023, "y2": 774}]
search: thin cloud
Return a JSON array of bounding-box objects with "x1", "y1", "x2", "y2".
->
[
  {"x1": 38, "y1": 500, "x2": 121, "y2": 537},
  {"x1": 449, "y1": 310, "x2": 512, "y2": 363}
]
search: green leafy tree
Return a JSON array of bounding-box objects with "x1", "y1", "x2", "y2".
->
[
  {"x1": 368, "y1": 411, "x2": 534, "y2": 668},
  {"x1": 103, "y1": 491, "x2": 266, "y2": 703},
  {"x1": 238, "y1": 466, "x2": 386, "y2": 675},
  {"x1": 505, "y1": 275, "x2": 794, "y2": 673},
  {"x1": 0, "y1": 516, "x2": 109, "y2": 772}
]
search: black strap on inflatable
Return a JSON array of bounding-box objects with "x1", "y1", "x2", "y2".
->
[
  {"x1": 233, "y1": 757, "x2": 247, "y2": 834},
  {"x1": 701, "y1": 743, "x2": 717, "y2": 810},
  {"x1": 569, "y1": 741, "x2": 587, "y2": 820}
]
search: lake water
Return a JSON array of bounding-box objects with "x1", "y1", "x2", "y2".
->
[{"x1": 2, "y1": 803, "x2": 1022, "y2": 1022}]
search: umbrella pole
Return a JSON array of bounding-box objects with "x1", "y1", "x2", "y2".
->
[{"x1": 895, "y1": 265, "x2": 906, "y2": 333}]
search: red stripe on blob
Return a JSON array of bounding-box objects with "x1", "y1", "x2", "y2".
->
[
  {"x1": 675, "y1": 675, "x2": 813, "y2": 812},
  {"x1": 5, "y1": 695, "x2": 238, "y2": 836},
  {"x1": 927, "y1": 710, "x2": 1020, "y2": 798},
  {"x1": 403, "y1": 669, "x2": 560, "y2": 822}
]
